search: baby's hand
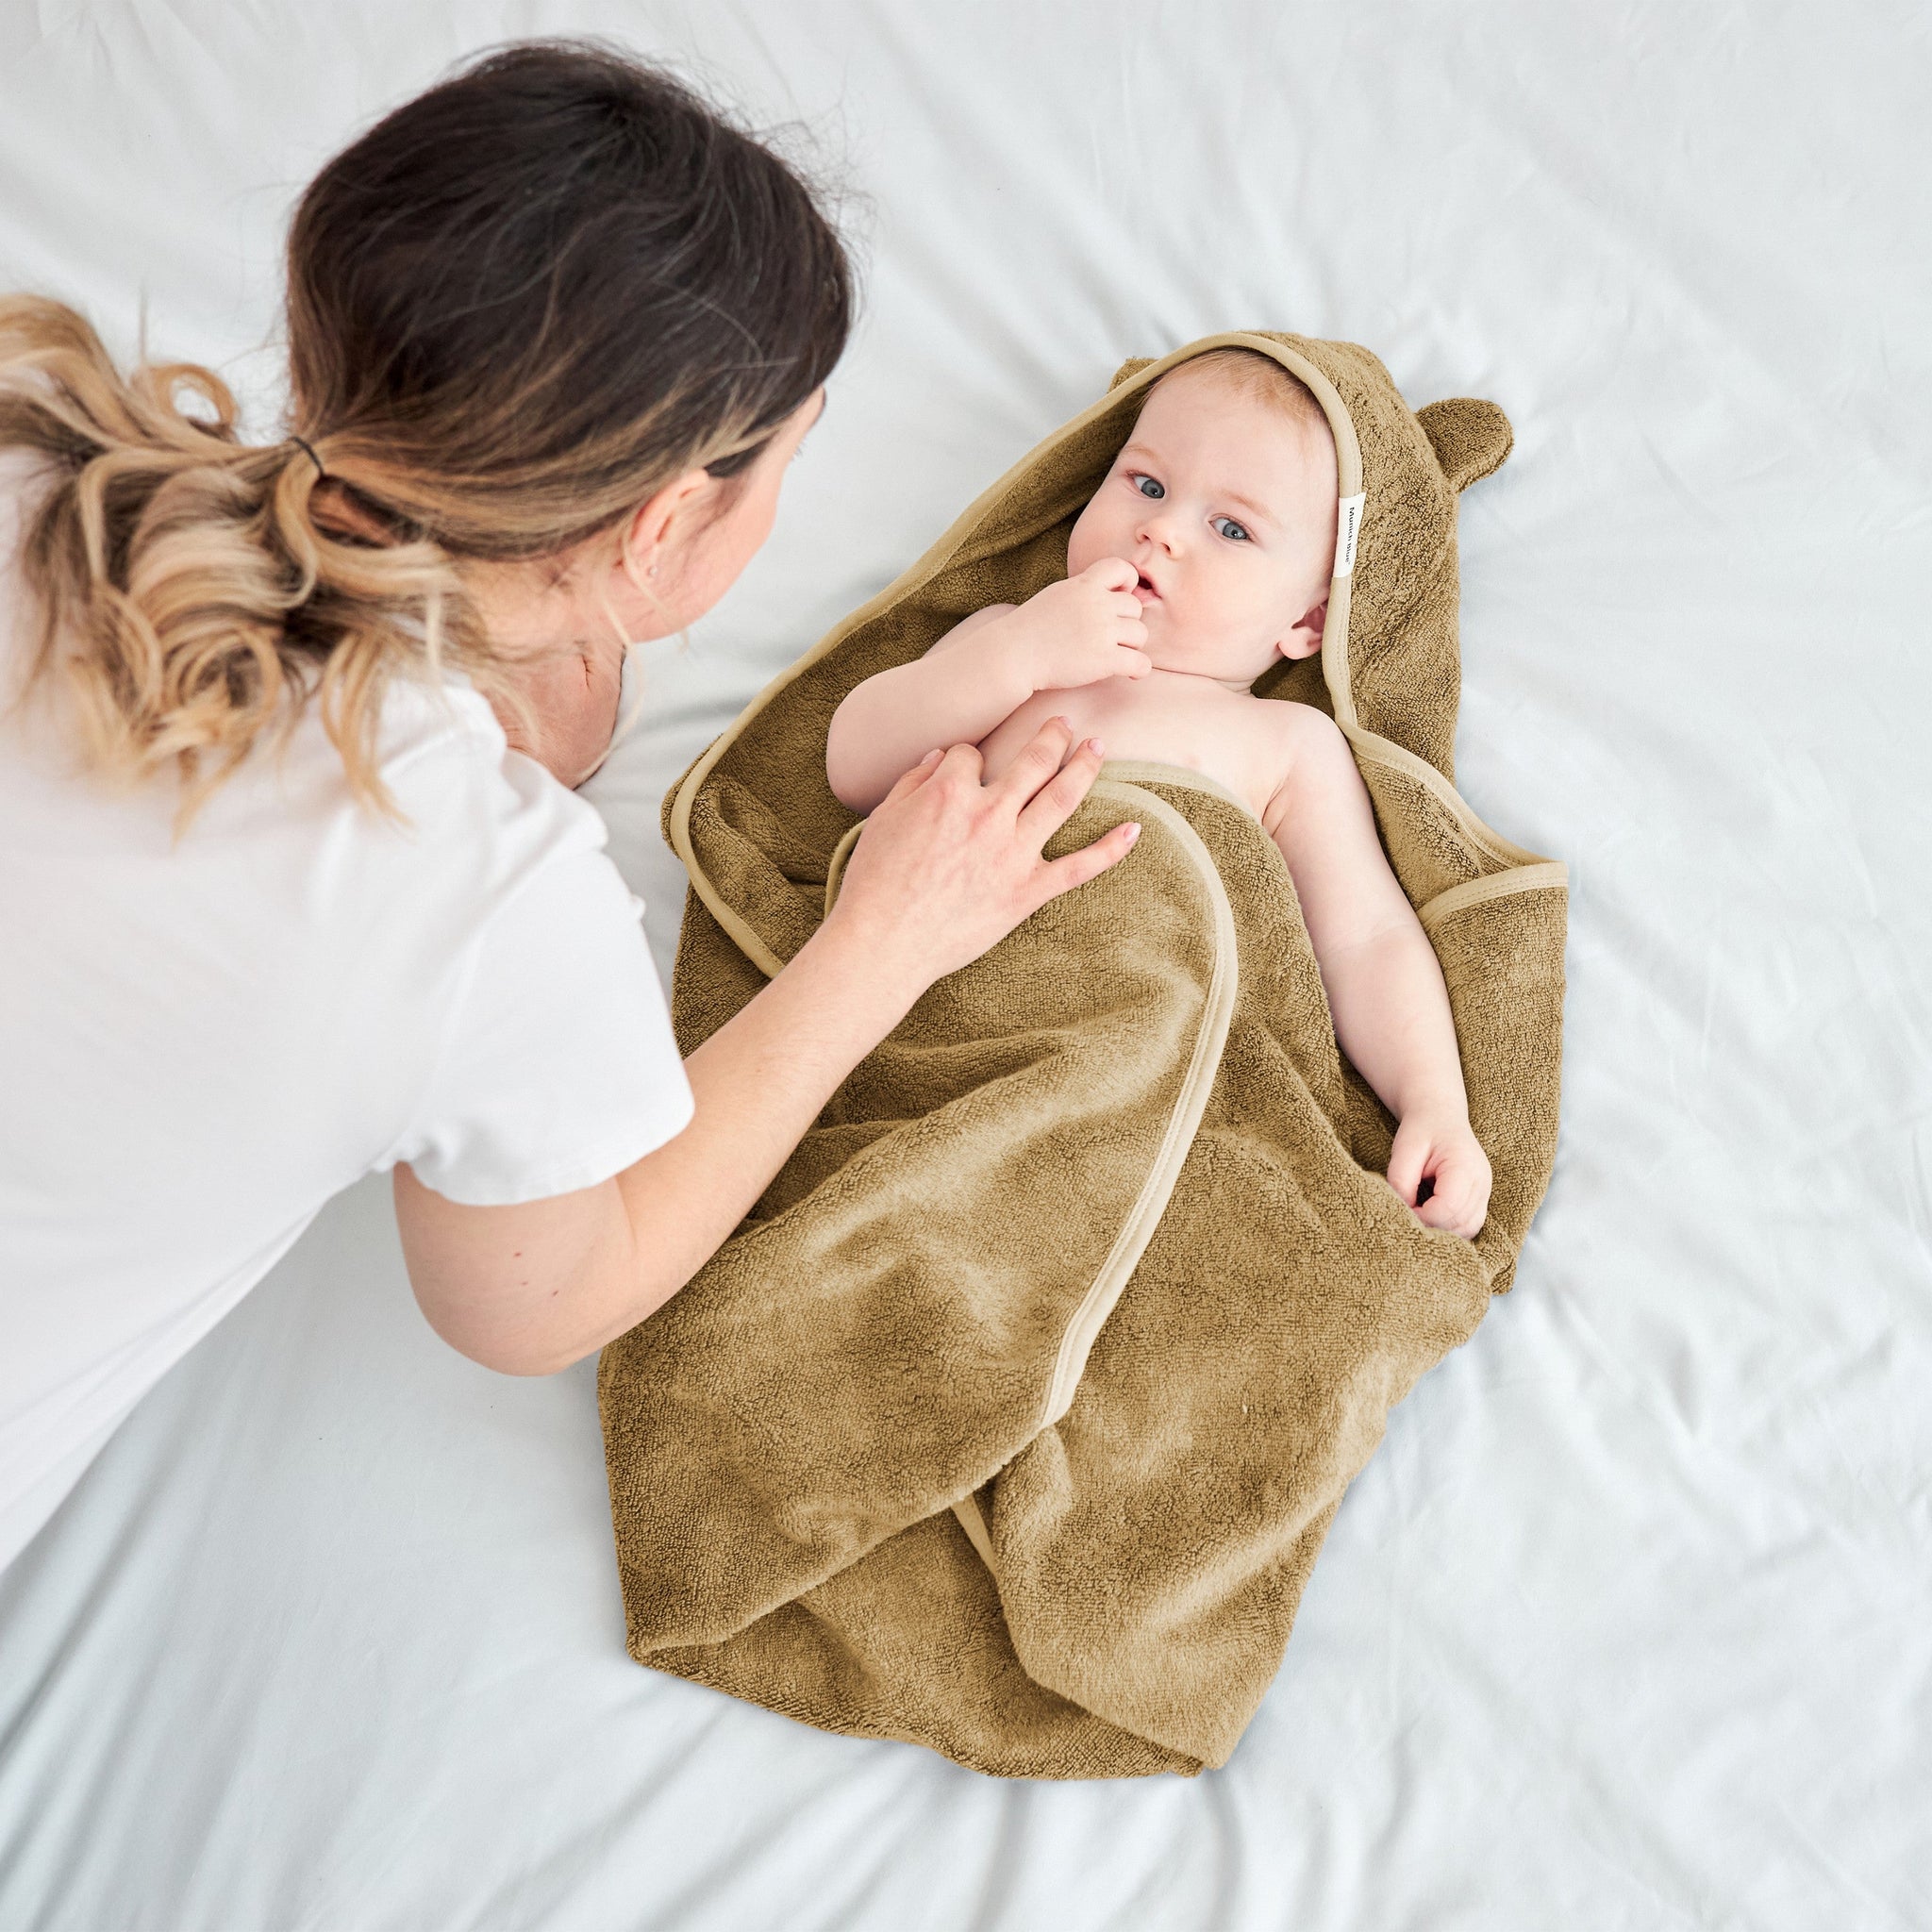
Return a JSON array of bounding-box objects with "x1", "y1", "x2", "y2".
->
[
  {"x1": 998, "y1": 558, "x2": 1151, "y2": 691},
  {"x1": 1387, "y1": 1110, "x2": 1492, "y2": 1241}
]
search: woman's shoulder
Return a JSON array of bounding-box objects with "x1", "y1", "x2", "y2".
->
[
  {"x1": 366, "y1": 672, "x2": 609, "y2": 874},
  {"x1": 310, "y1": 674, "x2": 625, "y2": 970}
]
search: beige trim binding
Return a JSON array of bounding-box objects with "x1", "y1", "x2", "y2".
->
[
  {"x1": 1418, "y1": 861, "x2": 1569, "y2": 933},
  {"x1": 1038, "y1": 781, "x2": 1240, "y2": 1428},
  {"x1": 1349, "y1": 732, "x2": 1553, "y2": 872},
  {"x1": 824, "y1": 761, "x2": 1251, "y2": 918},
  {"x1": 952, "y1": 1491, "x2": 999, "y2": 1576},
  {"x1": 693, "y1": 874, "x2": 788, "y2": 982},
  {"x1": 822, "y1": 820, "x2": 863, "y2": 920},
  {"x1": 1089, "y1": 758, "x2": 1250, "y2": 817},
  {"x1": 830, "y1": 749, "x2": 1561, "y2": 944}
]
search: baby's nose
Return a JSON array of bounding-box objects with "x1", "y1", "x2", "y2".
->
[{"x1": 1136, "y1": 507, "x2": 1183, "y2": 551}]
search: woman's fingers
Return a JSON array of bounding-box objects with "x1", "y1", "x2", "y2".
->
[
  {"x1": 932, "y1": 739, "x2": 987, "y2": 789},
  {"x1": 988, "y1": 716, "x2": 1077, "y2": 809},
  {"x1": 1005, "y1": 725, "x2": 1135, "y2": 911},
  {"x1": 1036, "y1": 818, "x2": 1141, "y2": 904},
  {"x1": 1015, "y1": 734, "x2": 1108, "y2": 844},
  {"x1": 875, "y1": 746, "x2": 943, "y2": 808}
]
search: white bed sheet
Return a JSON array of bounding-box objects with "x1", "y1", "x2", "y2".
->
[{"x1": 2, "y1": 3, "x2": 1928, "y2": 1927}]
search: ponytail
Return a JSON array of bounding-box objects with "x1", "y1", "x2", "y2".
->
[{"x1": 2, "y1": 294, "x2": 469, "y2": 822}]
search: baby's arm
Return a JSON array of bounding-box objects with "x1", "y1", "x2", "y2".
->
[
  {"x1": 1263, "y1": 708, "x2": 1492, "y2": 1238},
  {"x1": 826, "y1": 559, "x2": 1150, "y2": 813},
  {"x1": 825, "y1": 607, "x2": 1033, "y2": 813}
]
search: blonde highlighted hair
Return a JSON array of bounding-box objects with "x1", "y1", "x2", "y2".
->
[{"x1": 1, "y1": 40, "x2": 850, "y2": 823}]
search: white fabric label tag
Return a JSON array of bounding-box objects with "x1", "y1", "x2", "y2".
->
[{"x1": 1334, "y1": 492, "x2": 1366, "y2": 578}]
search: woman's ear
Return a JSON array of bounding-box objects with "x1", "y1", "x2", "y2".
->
[
  {"x1": 1275, "y1": 597, "x2": 1327, "y2": 661},
  {"x1": 623, "y1": 466, "x2": 716, "y2": 584}
]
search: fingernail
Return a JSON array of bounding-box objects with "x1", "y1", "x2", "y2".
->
[
  {"x1": 920, "y1": 748, "x2": 942, "y2": 765},
  {"x1": 1123, "y1": 822, "x2": 1141, "y2": 844},
  {"x1": 1086, "y1": 738, "x2": 1105, "y2": 755}
]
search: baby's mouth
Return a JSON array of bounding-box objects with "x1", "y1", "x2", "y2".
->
[{"x1": 1131, "y1": 569, "x2": 1160, "y2": 606}]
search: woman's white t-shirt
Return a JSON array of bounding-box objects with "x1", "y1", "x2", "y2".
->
[{"x1": 0, "y1": 464, "x2": 695, "y2": 1569}]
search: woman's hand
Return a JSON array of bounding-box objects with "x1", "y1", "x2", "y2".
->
[
  {"x1": 827, "y1": 715, "x2": 1141, "y2": 997},
  {"x1": 394, "y1": 715, "x2": 1139, "y2": 1374}
]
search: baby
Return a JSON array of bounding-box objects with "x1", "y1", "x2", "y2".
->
[{"x1": 825, "y1": 350, "x2": 1491, "y2": 1237}]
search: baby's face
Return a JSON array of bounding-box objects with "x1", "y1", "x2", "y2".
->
[{"x1": 1066, "y1": 362, "x2": 1339, "y2": 683}]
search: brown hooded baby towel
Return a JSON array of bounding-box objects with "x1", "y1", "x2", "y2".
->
[{"x1": 599, "y1": 331, "x2": 1567, "y2": 1778}]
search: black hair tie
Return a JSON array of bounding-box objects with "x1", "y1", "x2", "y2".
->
[{"x1": 289, "y1": 435, "x2": 326, "y2": 482}]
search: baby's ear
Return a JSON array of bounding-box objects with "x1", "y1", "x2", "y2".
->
[
  {"x1": 1277, "y1": 598, "x2": 1327, "y2": 661},
  {"x1": 1417, "y1": 396, "x2": 1514, "y2": 492}
]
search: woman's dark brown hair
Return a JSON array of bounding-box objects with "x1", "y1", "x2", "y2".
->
[{"x1": 0, "y1": 39, "x2": 852, "y2": 816}]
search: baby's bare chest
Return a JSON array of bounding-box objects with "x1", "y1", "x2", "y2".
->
[{"x1": 980, "y1": 678, "x2": 1290, "y2": 820}]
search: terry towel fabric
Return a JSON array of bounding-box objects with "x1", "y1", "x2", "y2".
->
[{"x1": 598, "y1": 332, "x2": 1569, "y2": 1778}]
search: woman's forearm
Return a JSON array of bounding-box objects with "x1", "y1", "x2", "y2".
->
[
  {"x1": 612, "y1": 917, "x2": 919, "y2": 1310},
  {"x1": 396, "y1": 914, "x2": 919, "y2": 1374}
]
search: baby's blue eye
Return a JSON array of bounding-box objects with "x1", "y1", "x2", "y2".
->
[
  {"x1": 1212, "y1": 516, "x2": 1252, "y2": 542},
  {"x1": 1132, "y1": 474, "x2": 1165, "y2": 499}
]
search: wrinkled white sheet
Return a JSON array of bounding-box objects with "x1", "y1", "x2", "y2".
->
[{"x1": 3, "y1": 3, "x2": 1928, "y2": 1927}]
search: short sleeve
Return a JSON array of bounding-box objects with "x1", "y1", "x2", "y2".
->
[{"x1": 392, "y1": 850, "x2": 693, "y2": 1207}]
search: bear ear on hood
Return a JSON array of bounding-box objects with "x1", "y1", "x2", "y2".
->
[
  {"x1": 1108, "y1": 357, "x2": 1156, "y2": 391},
  {"x1": 1417, "y1": 396, "x2": 1514, "y2": 492}
]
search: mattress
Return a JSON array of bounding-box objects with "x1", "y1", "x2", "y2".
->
[{"x1": 2, "y1": 3, "x2": 1927, "y2": 1926}]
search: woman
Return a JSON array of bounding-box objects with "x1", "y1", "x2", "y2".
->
[{"x1": 0, "y1": 42, "x2": 1137, "y2": 1572}]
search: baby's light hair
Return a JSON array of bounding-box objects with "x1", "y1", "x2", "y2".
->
[{"x1": 1156, "y1": 347, "x2": 1330, "y2": 439}]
